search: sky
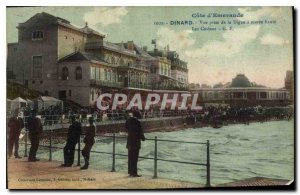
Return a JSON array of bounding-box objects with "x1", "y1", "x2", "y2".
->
[{"x1": 6, "y1": 6, "x2": 293, "y2": 88}]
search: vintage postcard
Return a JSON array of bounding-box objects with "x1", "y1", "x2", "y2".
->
[{"x1": 6, "y1": 6, "x2": 294, "y2": 190}]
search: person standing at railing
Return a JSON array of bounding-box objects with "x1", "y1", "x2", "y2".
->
[
  {"x1": 7, "y1": 112, "x2": 24, "y2": 159},
  {"x1": 125, "y1": 111, "x2": 145, "y2": 177},
  {"x1": 62, "y1": 115, "x2": 82, "y2": 167},
  {"x1": 80, "y1": 116, "x2": 96, "y2": 170},
  {"x1": 27, "y1": 109, "x2": 43, "y2": 162}
]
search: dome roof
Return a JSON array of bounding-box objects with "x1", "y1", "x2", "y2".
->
[{"x1": 230, "y1": 74, "x2": 251, "y2": 87}]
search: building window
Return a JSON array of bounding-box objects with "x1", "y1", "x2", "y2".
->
[
  {"x1": 104, "y1": 69, "x2": 108, "y2": 80},
  {"x1": 90, "y1": 67, "x2": 96, "y2": 80},
  {"x1": 62, "y1": 67, "x2": 69, "y2": 80},
  {"x1": 69, "y1": 90, "x2": 72, "y2": 97},
  {"x1": 151, "y1": 64, "x2": 157, "y2": 74},
  {"x1": 107, "y1": 56, "x2": 111, "y2": 64},
  {"x1": 32, "y1": 56, "x2": 42, "y2": 78},
  {"x1": 120, "y1": 58, "x2": 124, "y2": 66},
  {"x1": 108, "y1": 70, "x2": 111, "y2": 81},
  {"x1": 111, "y1": 57, "x2": 115, "y2": 64},
  {"x1": 75, "y1": 66, "x2": 82, "y2": 80},
  {"x1": 32, "y1": 31, "x2": 44, "y2": 40},
  {"x1": 91, "y1": 89, "x2": 94, "y2": 101},
  {"x1": 111, "y1": 72, "x2": 115, "y2": 82},
  {"x1": 96, "y1": 68, "x2": 100, "y2": 81},
  {"x1": 100, "y1": 68, "x2": 105, "y2": 80},
  {"x1": 128, "y1": 61, "x2": 132, "y2": 67}
]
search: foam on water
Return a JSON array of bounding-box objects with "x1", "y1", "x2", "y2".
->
[{"x1": 32, "y1": 120, "x2": 294, "y2": 185}]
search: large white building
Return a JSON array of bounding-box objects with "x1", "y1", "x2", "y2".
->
[
  {"x1": 7, "y1": 12, "x2": 189, "y2": 107},
  {"x1": 190, "y1": 74, "x2": 291, "y2": 106}
]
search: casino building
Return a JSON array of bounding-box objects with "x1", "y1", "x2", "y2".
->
[
  {"x1": 190, "y1": 74, "x2": 291, "y2": 107},
  {"x1": 7, "y1": 12, "x2": 189, "y2": 107}
]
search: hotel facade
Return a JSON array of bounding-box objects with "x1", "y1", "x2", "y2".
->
[{"x1": 7, "y1": 12, "x2": 189, "y2": 107}]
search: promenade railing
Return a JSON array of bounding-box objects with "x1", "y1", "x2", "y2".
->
[{"x1": 19, "y1": 128, "x2": 211, "y2": 187}]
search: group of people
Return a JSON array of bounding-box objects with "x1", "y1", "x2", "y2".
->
[
  {"x1": 7, "y1": 110, "x2": 146, "y2": 177},
  {"x1": 61, "y1": 111, "x2": 145, "y2": 176},
  {"x1": 8, "y1": 110, "x2": 45, "y2": 162},
  {"x1": 61, "y1": 115, "x2": 95, "y2": 170},
  {"x1": 185, "y1": 105, "x2": 293, "y2": 126}
]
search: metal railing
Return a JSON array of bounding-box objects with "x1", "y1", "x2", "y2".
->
[
  {"x1": 20, "y1": 110, "x2": 192, "y2": 127},
  {"x1": 20, "y1": 130, "x2": 211, "y2": 187},
  {"x1": 90, "y1": 79, "x2": 124, "y2": 88}
]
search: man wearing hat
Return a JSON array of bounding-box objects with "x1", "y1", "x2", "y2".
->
[
  {"x1": 80, "y1": 115, "x2": 96, "y2": 170},
  {"x1": 125, "y1": 110, "x2": 145, "y2": 177},
  {"x1": 27, "y1": 109, "x2": 43, "y2": 162},
  {"x1": 7, "y1": 112, "x2": 24, "y2": 159},
  {"x1": 62, "y1": 115, "x2": 82, "y2": 167}
]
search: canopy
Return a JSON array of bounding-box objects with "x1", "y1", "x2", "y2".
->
[
  {"x1": 37, "y1": 96, "x2": 63, "y2": 112},
  {"x1": 26, "y1": 98, "x2": 34, "y2": 108},
  {"x1": 12, "y1": 97, "x2": 27, "y2": 103},
  {"x1": 6, "y1": 99, "x2": 12, "y2": 114},
  {"x1": 10, "y1": 97, "x2": 27, "y2": 113},
  {"x1": 26, "y1": 98, "x2": 33, "y2": 103}
]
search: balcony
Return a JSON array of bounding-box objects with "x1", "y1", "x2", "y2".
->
[
  {"x1": 90, "y1": 79, "x2": 187, "y2": 91},
  {"x1": 127, "y1": 83, "x2": 152, "y2": 90},
  {"x1": 134, "y1": 62, "x2": 150, "y2": 72},
  {"x1": 119, "y1": 64, "x2": 150, "y2": 72},
  {"x1": 85, "y1": 41, "x2": 136, "y2": 56},
  {"x1": 90, "y1": 79, "x2": 124, "y2": 88}
]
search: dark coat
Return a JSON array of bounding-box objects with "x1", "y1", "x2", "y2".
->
[
  {"x1": 27, "y1": 117, "x2": 43, "y2": 138},
  {"x1": 66, "y1": 121, "x2": 82, "y2": 147},
  {"x1": 8, "y1": 117, "x2": 22, "y2": 137},
  {"x1": 84, "y1": 125, "x2": 95, "y2": 144},
  {"x1": 125, "y1": 117, "x2": 145, "y2": 149}
]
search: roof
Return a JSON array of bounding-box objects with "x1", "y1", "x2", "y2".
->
[
  {"x1": 231, "y1": 74, "x2": 251, "y2": 87},
  {"x1": 58, "y1": 52, "x2": 95, "y2": 62},
  {"x1": 190, "y1": 87, "x2": 288, "y2": 91},
  {"x1": 19, "y1": 12, "x2": 105, "y2": 38},
  {"x1": 26, "y1": 98, "x2": 33, "y2": 103},
  {"x1": 58, "y1": 51, "x2": 112, "y2": 66},
  {"x1": 59, "y1": 51, "x2": 96, "y2": 62},
  {"x1": 81, "y1": 23, "x2": 104, "y2": 37},
  {"x1": 39, "y1": 96, "x2": 62, "y2": 102},
  {"x1": 103, "y1": 42, "x2": 137, "y2": 57},
  {"x1": 123, "y1": 42, "x2": 154, "y2": 59},
  {"x1": 12, "y1": 97, "x2": 27, "y2": 103}
]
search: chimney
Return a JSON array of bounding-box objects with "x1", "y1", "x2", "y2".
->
[{"x1": 127, "y1": 41, "x2": 134, "y2": 50}]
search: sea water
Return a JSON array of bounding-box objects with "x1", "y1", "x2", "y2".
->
[{"x1": 35, "y1": 120, "x2": 294, "y2": 185}]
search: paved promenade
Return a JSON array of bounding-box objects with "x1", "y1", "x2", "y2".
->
[{"x1": 7, "y1": 158, "x2": 202, "y2": 189}]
